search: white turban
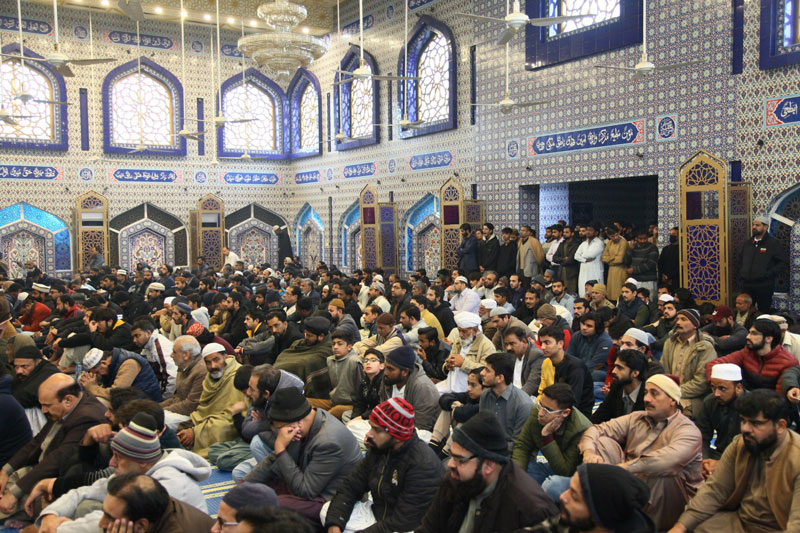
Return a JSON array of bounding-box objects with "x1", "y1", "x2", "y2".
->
[{"x1": 455, "y1": 312, "x2": 481, "y2": 329}]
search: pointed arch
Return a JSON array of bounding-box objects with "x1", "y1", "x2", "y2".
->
[
  {"x1": 294, "y1": 203, "x2": 324, "y2": 266},
  {"x1": 0, "y1": 203, "x2": 72, "y2": 278},
  {"x1": 402, "y1": 194, "x2": 440, "y2": 272},
  {"x1": 333, "y1": 46, "x2": 380, "y2": 151},
  {"x1": 225, "y1": 203, "x2": 291, "y2": 268},
  {"x1": 217, "y1": 68, "x2": 288, "y2": 159},
  {"x1": 102, "y1": 56, "x2": 185, "y2": 156},
  {"x1": 339, "y1": 199, "x2": 361, "y2": 268},
  {"x1": 109, "y1": 203, "x2": 188, "y2": 270},
  {"x1": 397, "y1": 16, "x2": 457, "y2": 138},
  {"x1": 0, "y1": 43, "x2": 68, "y2": 150},
  {"x1": 287, "y1": 68, "x2": 322, "y2": 159}
]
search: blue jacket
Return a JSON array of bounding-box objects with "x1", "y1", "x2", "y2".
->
[
  {"x1": 457, "y1": 235, "x2": 479, "y2": 273},
  {"x1": 566, "y1": 331, "x2": 613, "y2": 374},
  {"x1": 0, "y1": 375, "x2": 32, "y2": 466},
  {"x1": 105, "y1": 348, "x2": 163, "y2": 402}
]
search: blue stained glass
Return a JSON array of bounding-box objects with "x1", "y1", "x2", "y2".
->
[
  {"x1": 23, "y1": 203, "x2": 67, "y2": 232},
  {"x1": 54, "y1": 228, "x2": 71, "y2": 270},
  {"x1": 0, "y1": 204, "x2": 21, "y2": 227},
  {"x1": 406, "y1": 226, "x2": 414, "y2": 271},
  {"x1": 547, "y1": 0, "x2": 621, "y2": 37},
  {"x1": 784, "y1": 0, "x2": 800, "y2": 48}
]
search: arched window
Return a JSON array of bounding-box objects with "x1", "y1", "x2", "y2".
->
[
  {"x1": 287, "y1": 68, "x2": 321, "y2": 158},
  {"x1": 218, "y1": 68, "x2": 288, "y2": 160},
  {"x1": 333, "y1": 46, "x2": 380, "y2": 150},
  {"x1": 0, "y1": 44, "x2": 68, "y2": 151},
  {"x1": 397, "y1": 16, "x2": 456, "y2": 139},
  {"x1": 103, "y1": 57, "x2": 184, "y2": 156}
]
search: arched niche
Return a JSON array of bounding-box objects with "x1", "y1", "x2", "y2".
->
[
  {"x1": 110, "y1": 203, "x2": 188, "y2": 270},
  {"x1": 226, "y1": 204, "x2": 290, "y2": 269},
  {"x1": 0, "y1": 203, "x2": 72, "y2": 278}
]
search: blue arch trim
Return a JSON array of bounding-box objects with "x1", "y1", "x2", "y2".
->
[
  {"x1": 404, "y1": 194, "x2": 439, "y2": 270},
  {"x1": 217, "y1": 68, "x2": 289, "y2": 159},
  {"x1": 287, "y1": 68, "x2": 322, "y2": 159},
  {"x1": 341, "y1": 199, "x2": 360, "y2": 266},
  {"x1": 397, "y1": 16, "x2": 457, "y2": 139},
  {"x1": 0, "y1": 44, "x2": 69, "y2": 151},
  {"x1": 334, "y1": 46, "x2": 380, "y2": 151},
  {"x1": 102, "y1": 56, "x2": 186, "y2": 156},
  {"x1": 294, "y1": 202, "x2": 324, "y2": 253}
]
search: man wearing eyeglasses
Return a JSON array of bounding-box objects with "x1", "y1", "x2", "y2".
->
[
  {"x1": 211, "y1": 482, "x2": 278, "y2": 533},
  {"x1": 417, "y1": 411, "x2": 557, "y2": 533}
]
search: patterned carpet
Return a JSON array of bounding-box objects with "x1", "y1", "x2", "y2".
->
[{"x1": 200, "y1": 467, "x2": 236, "y2": 518}]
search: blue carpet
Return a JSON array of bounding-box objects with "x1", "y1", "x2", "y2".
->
[{"x1": 200, "y1": 467, "x2": 235, "y2": 518}]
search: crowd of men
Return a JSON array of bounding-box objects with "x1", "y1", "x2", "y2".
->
[{"x1": 0, "y1": 214, "x2": 797, "y2": 533}]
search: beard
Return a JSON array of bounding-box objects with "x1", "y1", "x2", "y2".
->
[
  {"x1": 252, "y1": 394, "x2": 267, "y2": 409},
  {"x1": 743, "y1": 429, "x2": 778, "y2": 455},
  {"x1": 613, "y1": 375, "x2": 633, "y2": 387},
  {"x1": 559, "y1": 502, "x2": 597, "y2": 531},
  {"x1": 453, "y1": 466, "x2": 488, "y2": 500},
  {"x1": 365, "y1": 436, "x2": 393, "y2": 454},
  {"x1": 461, "y1": 335, "x2": 474, "y2": 347},
  {"x1": 746, "y1": 339, "x2": 765, "y2": 352},
  {"x1": 209, "y1": 364, "x2": 225, "y2": 380}
]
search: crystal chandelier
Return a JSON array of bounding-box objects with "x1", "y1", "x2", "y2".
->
[{"x1": 237, "y1": 0, "x2": 329, "y2": 84}]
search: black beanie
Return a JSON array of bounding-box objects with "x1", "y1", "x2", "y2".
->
[
  {"x1": 452, "y1": 411, "x2": 509, "y2": 463},
  {"x1": 578, "y1": 463, "x2": 653, "y2": 530}
]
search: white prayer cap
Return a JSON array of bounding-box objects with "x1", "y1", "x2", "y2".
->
[
  {"x1": 480, "y1": 299, "x2": 497, "y2": 310},
  {"x1": 117, "y1": 269, "x2": 128, "y2": 276},
  {"x1": 658, "y1": 294, "x2": 675, "y2": 303},
  {"x1": 489, "y1": 306, "x2": 509, "y2": 318},
  {"x1": 373, "y1": 274, "x2": 384, "y2": 282},
  {"x1": 759, "y1": 314, "x2": 789, "y2": 330},
  {"x1": 164, "y1": 297, "x2": 175, "y2": 306},
  {"x1": 623, "y1": 328, "x2": 650, "y2": 347},
  {"x1": 32, "y1": 283, "x2": 50, "y2": 292},
  {"x1": 83, "y1": 348, "x2": 105, "y2": 370},
  {"x1": 234, "y1": 270, "x2": 243, "y2": 276},
  {"x1": 625, "y1": 277, "x2": 639, "y2": 287},
  {"x1": 710, "y1": 363, "x2": 743, "y2": 382},
  {"x1": 17, "y1": 292, "x2": 28, "y2": 302},
  {"x1": 455, "y1": 312, "x2": 481, "y2": 329},
  {"x1": 455, "y1": 276, "x2": 469, "y2": 284},
  {"x1": 201, "y1": 342, "x2": 226, "y2": 357}
]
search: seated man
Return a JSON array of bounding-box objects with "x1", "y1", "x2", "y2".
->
[
  {"x1": 353, "y1": 313, "x2": 406, "y2": 357},
  {"x1": 10, "y1": 344, "x2": 59, "y2": 433},
  {"x1": 263, "y1": 310, "x2": 304, "y2": 365},
  {"x1": 130, "y1": 318, "x2": 177, "y2": 399},
  {"x1": 537, "y1": 326, "x2": 594, "y2": 417},
  {"x1": 479, "y1": 352, "x2": 533, "y2": 451},
  {"x1": 176, "y1": 343, "x2": 246, "y2": 458},
  {"x1": 417, "y1": 326, "x2": 449, "y2": 382},
  {"x1": 97, "y1": 474, "x2": 213, "y2": 532},
  {"x1": 160, "y1": 336, "x2": 207, "y2": 430},
  {"x1": 307, "y1": 328, "x2": 362, "y2": 420},
  {"x1": 417, "y1": 412, "x2": 558, "y2": 532},
  {"x1": 566, "y1": 313, "x2": 612, "y2": 382},
  {"x1": 236, "y1": 307, "x2": 274, "y2": 366},
  {"x1": 84, "y1": 307, "x2": 138, "y2": 353},
  {"x1": 80, "y1": 347, "x2": 163, "y2": 403},
  {"x1": 243, "y1": 387, "x2": 362, "y2": 524},
  {"x1": 0, "y1": 374, "x2": 106, "y2": 517},
  {"x1": 437, "y1": 312, "x2": 496, "y2": 394},
  {"x1": 592, "y1": 349, "x2": 650, "y2": 424},
  {"x1": 513, "y1": 383, "x2": 592, "y2": 501},
  {"x1": 36, "y1": 412, "x2": 211, "y2": 532},
  {"x1": 670, "y1": 389, "x2": 800, "y2": 533},
  {"x1": 273, "y1": 316, "x2": 333, "y2": 399},
  {"x1": 707, "y1": 317, "x2": 798, "y2": 393},
  {"x1": 579, "y1": 374, "x2": 703, "y2": 531},
  {"x1": 210, "y1": 482, "x2": 278, "y2": 533},
  {"x1": 489, "y1": 306, "x2": 533, "y2": 350},
  {"x1": 502, "y1": 326, "x2": 544, "y2": 396},
  {"x1": 700, "y1": 305, "x2": 748, "y2": 356},
  {"x1": 322, "y1": 398, "x2": 445, "y2": 533},
  {"x1": 695, "y1": 363, "x2": 745, "y2": 479}
]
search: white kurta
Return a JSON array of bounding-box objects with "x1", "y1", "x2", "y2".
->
[{"x1": 575, "y1": 237, "x2": 606, "y2": 291}]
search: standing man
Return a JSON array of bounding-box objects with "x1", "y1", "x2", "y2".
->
[
  {"x1": 516, "y1": 225, "x2": 545, "y2": 287},
  {"x1": 496, "y1": 227, "x2": 518, "y2": 279},
  {"x1": 627, "y1": 228, "x2": 660, "y2": 295},
  {"x1": 545, "y1": 224, "x2": 564, "y2": 273},
  {"x1": 553, "y1": 225, "x2": 580, "y2": 294},
  {"x1": 274, "y1": 225, "x2": 294, "y2": 268},
  {"x1": 574, "y1": 223, "x2": 605, "y2": 292},
  {"x1": 457, "y1": 224, "x2": 479, "y2": 274},
  {"x1": 601, "y1": 225, "x2": 628, "y2": 301},
  {"x1": 479, "y1": 223, "x2": 499, "y2": 272},
  {"x1": 579, "y1": 374, "x2": 704, "y2": 531},
  {"x1": 222, "y1": 246, "x2": 240, "y2": 267},
  {"x1": 658, "y1": 226, "x2": 680, "y2": 292},
  {"x1": 740, "y1": 215, "x2": 788, "y2": 312}
]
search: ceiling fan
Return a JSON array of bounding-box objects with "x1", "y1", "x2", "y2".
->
[
  {"x1": 473, "y1": 43, "x2": 549, "y2": 114},
  {"x1": 333, "y1": 0, "x2": 418, "y2": 87},
  {"x1": 117, "y1": 0, "x2": 145, "y2": 22},
  {"x1": 594, "y1": 0, "x2": 703, "y2": 76},
  {"x1": 456, "y1": 0, "x2": 595, "y2": 45},
  {"x1": 1, "y1": 0, "x2": 115, "y2": 77}
]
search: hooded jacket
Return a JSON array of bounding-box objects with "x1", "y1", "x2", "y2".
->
[
  {"x1": 379, "y1": 364, "x2": 441, "y2": 432},
  {"x1": 39, "y1": 448, "x2": 212, "y2": 523}
]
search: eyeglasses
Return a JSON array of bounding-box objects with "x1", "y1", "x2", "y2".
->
[
  {"x1": 450, "y1": 453, "x2": 477, "y2": 465},
  {"x1": 215, "y1": 517, "x2": 238, "y2": 529},
  {"x1": 363, "y1": 357, "x2": 381, "y2": 363},
  {"x1": 539, "y1": 404, "x2": 565, "y2": 415}
]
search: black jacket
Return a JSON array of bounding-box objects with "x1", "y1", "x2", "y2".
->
[
  {"x1": 325, "y1": 435, "x2": 445, "y2": 533},
  {"x1": 480, "y1": 235, "x2": 500, "y2": 271},
  {"x1": 11, "y1": 359, "x2": 60, "y2": 408},
  {"x1": 591, "y1": 380, "x2": 646, "y2": 424},
  {"x1": 554, "y1": 355, "x2": 595, "y2": 417},
  {"x1": 439, "y1": 390, "x2": 480, "y2": 423},
  {"x1": 266, "y1": 321, "x2": 304, "y2": 365},
  {"x1": 430, "y1": 301, "x2": 456, "y2": 338},
  {"x1": 352, "y1": 370, "x2": 384, "y2": 420},
  {"x1": 496, "y1": 240, "x2": 518, "y2": 278},
  {"x1": 417, "y1": 462, "x2": 558, "y2": 533},
  {"x1": 740, "y1": 233, "x2": 788, "y2": 286},
  {"x1": 221, "y1": 306, "x2": 248, "y2": 348},
  {"x1": 421, "y1": 341, "x2": 450, "y2": 381},
  {"x1": 0, "y1": 375, "x2": 31, "y2": 466}
]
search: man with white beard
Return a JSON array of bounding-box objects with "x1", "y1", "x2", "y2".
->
[{"x1": 436, "y1": 312, "x2": 495, "y2": 394}]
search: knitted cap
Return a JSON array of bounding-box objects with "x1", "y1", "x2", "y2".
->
[
  {"x1": 14, "y1": 345, "x2": 42, "y2": 360},
  {"x1": 577, "y1": 463, "x2": 652, "y2": 530},
  {"x1": 386, "y1": 345, "x2": 416, "y2": 370},
  {"x1": 304, "y1": 316, "x2": 331, "y2": 335},
  {"x1": 201, "y1": 342, "x2": 226, "y2": 357},
  {"x1": 532, "y1": 275, "x2": 546, "y2": 286},
  {"x1": 223, "y1": 483, "x2": 278, "y2": 510},
  {"x1": 328, "y1": 298, "x2": 345, "y2": 309},
  {"x1": 537, "y1": 303, "x2": 557, "y2": 320},
  {"x1": 591, "y1": 283, "x2": 607, "y2": 295},
  {"x1": 186, "y1": 323, "x2": 205, "y2": 337},
  {"x1": 111, "y1": 413, "x2": 161, "y2": 462},
  {"x1": 117, "y1": 269, "x2": 128, "y2": 276},
  {"x1": 480, "y1": 299, "x2": 497, "y2": 310},
  {"x1": 10, "y1": 335, "x2": 36, "y2": 356},
  {"x1": 174, "y1": 302, "x2": 192, "y2": 315},
  {"x1": 489, "y1": 306, "x2": 509, "y2": 318},
  {"x1": 677, "y1": 308, "x2": 701, "y2": 328},
  {"x1": 452, "y1": 412, "x2": 509, "y2": 464},
  {"x1": 369, "y1": 398, "x2": 415, "y2": 441},
  {"x1": 710, "y1": 363, "x2": 742, "y2": 382}
]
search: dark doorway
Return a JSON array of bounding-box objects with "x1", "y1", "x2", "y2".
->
[{"x1": 569, "y1": 175, "x2": 658, "y2": 228}]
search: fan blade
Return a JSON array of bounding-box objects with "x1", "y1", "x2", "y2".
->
[
  {"x1": 226, "y1": 118, "x2": 258, "y2": 124},
  {"x1": 69, "y1": 57, "x2": 117, "y2": 66},
  {"x1": 372, "y1": 75, "x2": 419, "y2": 81},
  {"x1": 593, "y1": 65, "x2": 639, "y2": 71},
  {"x1": 56, "y1": 64, "x2": 75, "y2": 77},
  {"x1": 496, "y1": 27, "x2": 518, "y2": 46},
  {"x1": 1, "y1": 117, "x2": 19, "y2": 126},
  {"x1": 9, "y1": 115, "x2": 37, "y2": 119},
  {"x1": 471, "y1": 103, "x2": 502, "y2": 106},
  {"x1": 514, "y1": 100, "x2": 550, "y2": 108},
  {"x1": 117, "y1": 0, "x2": 145, "y2": 22},
  {"x1": 528, "y1": 14, "x2": 596, "y2": 27},
  {"x1": 454, "y1": 12, "x2": 504, "y2": 25},
  {"x1": 653, "y1": 58, "x2": 705, "y2": 72},
  {"x1": 0, "y1": 54, "x2": 48, "y2": 63},
  {"x1": 33, "y1": 99, "x2": 70, "y2": 105}
]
